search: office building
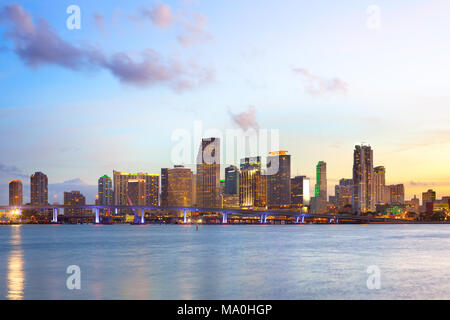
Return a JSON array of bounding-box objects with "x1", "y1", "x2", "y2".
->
[
  {"x1": 9, "y1": 180, "x2": 23, "y2": 207},
  {"x1": 225, "y1": 165, "x2": 239, "y2": 195},
  {"x1": 98, "y1": 175, "x2": 113, "y2": 206},
  {"x1": 64, "y1": 191, "x2": 88, "y2": 215},
  {"x1": 239, "y1": 157, "x2": 266, "y2": 208},
  {"x1": 196, "y1": 137, "x2": 221, "y2": 208},
  {"x1": 31, "y1": 172, "x2": 48, "y2": 205},
  {"x1": 422, "y1": 189, "x2": 436, "y2": 206},
  {"x1": 352, "y1": 144, "x2": 374, "y2": 214},
  {"x1": 266, "y1": 151, "x2": 291, "y2": 209},
  {"x1": 373, "y1": 166, "x2": 386, "y2": 205}
]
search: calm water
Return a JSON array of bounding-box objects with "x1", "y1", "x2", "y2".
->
[{"x1": 1, "y1": 224, "x2": 450, "y2": 300}]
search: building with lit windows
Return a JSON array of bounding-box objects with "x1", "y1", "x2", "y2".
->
[
  {"x1": 98, "y1": 175, "x2": 113, "y2": 206},
  {"x1": 266, "y1": 151, "x2": 291, "y2": 209},
  {"x1": 167, "y1": 165, "x2": 193, "y2": 207},
  {"x1": 422, "y1": 189, "x2": 436, "y2": 206},
  {"x1": 9, "y1": 180, "x2": 23, "y2": 207},
  {"x1": 30, "y1": 172, "x2": 48, "y2": 206},
  {"x1": 352, "y1": 144, "x2": 374, "y2": 214},
  {"x1": 196, "y1": 137, "x2": 221, "y2": 208},
  {"x1": 335, "y1": 178, "x2": 353, "y2": 211},
  {"x1": 387, "y1": 184, "x2": 405, "y2": 205},
  {"x1": 113, "y1": 171, "x2": 160, "y2": 209},
  {"x1": 373, "y1": 166, "x2": 386, "y2": 205},
  {"x1": 225, "y1": 165, "x2": 239, "y2": 195},
  {"x1": 314, "y1": 161, "x2": 327, "y2": 214},
  {"x1": 291, "y1": 176, "x2": 309, "y2": 208},
  {"x1": 64, "y1": 191, "x2": 88, "y2": 215},
  {"x1": 239, "y1": 157, "x2": 266, "y2": 208}
]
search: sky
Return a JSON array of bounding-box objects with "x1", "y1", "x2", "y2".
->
[{"x1": 0, "y1": 0, "x2": 450, "y2": 204}]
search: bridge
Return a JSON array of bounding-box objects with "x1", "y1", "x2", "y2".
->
[{"x1": 0, "y1": 204, "x2": 409, "y2": 224}]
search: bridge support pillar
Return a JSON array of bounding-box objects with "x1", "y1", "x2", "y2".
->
[
  {"x1": 184, "y1": 210, "x2": 187, "y2": 224},
  {"x1": 52, "y1": 208, "x2": 58, "y2": 223},
  {"x1": 222, "y1": 213, "x2": 227, "y2": 224},
  {"x1": 260, "y1": 214, "x2": 267, "y2": 224},
  {"x1": 140, "y1": 209, "x2": 145, "y2": 224},
  {"x1": 95, "y1": 208, "x2": 100, "y2": 224}
]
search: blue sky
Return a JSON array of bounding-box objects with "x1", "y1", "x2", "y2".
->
[{"x1": 1, "y1": 0, "x2": 450, "y2": 203}]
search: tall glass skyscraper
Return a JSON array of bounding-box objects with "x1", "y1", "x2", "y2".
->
[
  {"x1": 196, "y1": 137, "x2": 220, "y2": 208},
  {"x1": 314, "y1": 161, "x2": 327, "y2": 214},
  {"x1": 352, "y1": 144, "x2": 374, "y2": 214},
  {"x1": 30, "y1": 172, "x2": 48, "y2": 205},
  {"x1": 266, "y1": 151, "x2": 291, "y2": 209},
  {"x1": 239, "y1": 157, "x2": 266, "y2": 208},
  {"x1": 373, "y1": 166, "x2": 386, "y2": 205},
  {"x1": 98, "y1": 175, "x2": 113, "y2": 206},
  {"x1": 225, "y1": 165, "x2": 239, "y2": 195},
  {"x1": 9, "y1": 180, "x2": 23, "y2": 206}
]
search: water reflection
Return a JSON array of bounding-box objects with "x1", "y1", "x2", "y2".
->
[{"x1": 7, "y1": 225, "x2": 25, "y2": 300}]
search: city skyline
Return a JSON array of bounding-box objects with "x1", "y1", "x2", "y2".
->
[
  {"x1": 1, "y1": 1, "x2": 450, "y2": 204},
  {"x1": 3, "y1": 142, "x2": 449, "y2": 209}
]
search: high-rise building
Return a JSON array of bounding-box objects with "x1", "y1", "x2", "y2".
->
[
  {"x1": 405, "y1": 195, "x2": 420, "y2": 213},
  {"x1": 144, "y1": 174, "x2": 159, "y2": 206},
  {"x1": 291, "y1": 175, "x2": 309, "y2": 208},
  {"x1": 239, "y1": 157, "x2": 266, "y2": 208},
  {"x1": 127, "y1": 179, "x2": 146, "y2": 206},
  {"x1": 314, "y1": 161, "x2": 327, "y2": 214},
  {"x1": 167, "y1": 165, "x2": 193, "y2": 207},
  {"x1": 352, "y1": 144, "x2": 374, "y2": 214},
  {"x1": 9, "y1": 180, "x2": 23, "y2": 206},
  {"x1": 113, "y1": 171, "x2": 159, "y2": 208},
  {"x1": 64, "y1": 191, "x2": 87, "y2": 215},
  {"x1": 266, "y1": 151, "x2": 291, "y2": 209},
  {"x1": 161, "y1": 168, "x2": 169, "y2": 206},
  {"x1": 335, "y1": 179, "x2": 353, "y2": 211},
  {"x1": 387, "y1": 184, "x2": 405, "y2": 205},
  {"x1": 373, "y1": 166, "x2": 386, "y2": 205},
  {"x1": 422, "y1": 189, "x2": 436, "y2": 206},
  {"x1": 225, "y1": 165, "x2": 239, "y2": 195},
  {"x1": 98, "y1": 175, "x2": 113, "y2": 206},
  {"x1": 30, "y1": 172, "x2": 48, "y2": 205},
  {"x1": 196, "y1": 138, "x2": 221, "y2": 208}
]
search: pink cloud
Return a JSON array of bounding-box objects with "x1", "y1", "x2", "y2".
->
[{"x1": 293, "y1": 68, "x2": 349, "y2": 97}]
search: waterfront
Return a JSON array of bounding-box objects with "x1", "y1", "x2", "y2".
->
[{"x1": 1, "y1": 224, "x2": 450, "y2": 300}]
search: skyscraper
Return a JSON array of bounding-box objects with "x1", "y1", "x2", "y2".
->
[
  {"x1": 30, "y1": 172, "x2": 48, "y2": 205},
  {"x1": 422, "y1": 189, "x2": 436, "y2": 206},
  {"x1": 225, "y1": 165, "x2": 239, "y2": 195},
  {"x1": 266, "y1": 151, "x2": 291, "y2": 209},
  {"x1": 239, "y1": 157, "x2": 266, "y2": 208},
  {"x1": 387, "y1": 184, "x2": 405, "y2": 205},
  {"x1": 113, "y1": 171, "x2": 159, "y2": 208},
  {"x1": 196, "y1": 138, "x2": 220, "y2": 208},
  {"x1": 98, "y1": 175, "x2": 113, "y2": 206},
  {"x1": 373, "y1": 166, "x2": 386, "y2": 205},
  {"x1": 9, "y1": 180, "x2": 23, "y2": 206},
  {"x1": 291, "y1": 176, "x2": 309, "y2": 208},
  {"x1": 314, "y1": 161, "x2": 327, "y2": 214},
  {"x1": 335, "y1": 178, "x2": 353, "y2": 211},
  {"x1": 352, "y1": 144, "x2": 374, "y2": 214},
  {"x1": 127, "y1": 179, "x2": 146, "y2": 206},
  {"x1": 64, "y1": 190, "x2": 87, "y2": 215},
  {"x1": 167, "y1": 165, "x2": 193, "y2": 207},
  {"x1": 161, "y1": 168, "x2": 169, "y2": 206}
]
